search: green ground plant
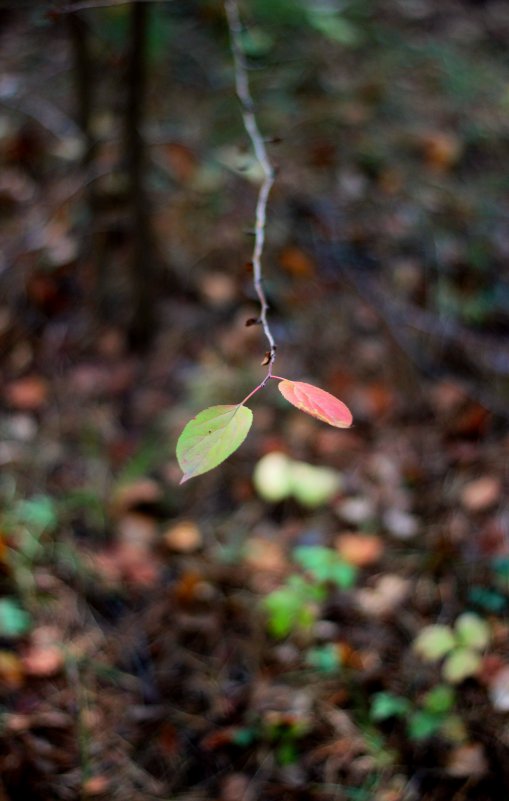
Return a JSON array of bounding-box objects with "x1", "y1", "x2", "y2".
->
[{"x1": 264, "y1": 545, "x2": 358, "y2": 638}]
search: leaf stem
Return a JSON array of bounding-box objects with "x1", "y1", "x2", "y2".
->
[
  {"x1": 225, "y1": 0, "x2": 277, "y2": 377},
  {"x1": 239, "y1": 375, "x2": 272, "y2": 407}
]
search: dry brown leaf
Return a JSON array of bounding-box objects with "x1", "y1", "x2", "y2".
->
[
  {"x1": 82, "y1": 776, "x2": 110, "y2": 796},
  {"x1": 163, "y1": 520, "x2": 202, "y2": 553},
  {"x1": 421, "y1": 131, "x2": 462, "y2": 171},
  {"x1": 243, "y1": 537, "x2": 287, "y2": 575},
  {"x1": 356, "y1": 574, "x2": 410, "y2": 617},
  {"x1": 5, "y1": 375, "x2": 48, "y2": 410},
  {"x1": 0, "y1": 651, "x2": 24, "y2": 689},
  {"x1": 22, "y1": 644, "x2": 63, "y2": 677},
  {"x1": 335, "y1": 533, "x2": 384, "y2": 567},
  {"x1": 446, "y1": 744, "x2": 488, "y2": 778},
  {"x1": 461, "y1": 476, "x2": 501, "y2": 512},
  {"x1": 200, "y1": 272, "x2": 237, "y2": 306},
  {"x1": 279, "y1": 246, "x2": 316, "y2": 278}
]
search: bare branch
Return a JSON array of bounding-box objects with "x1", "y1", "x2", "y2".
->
[
  {"x1": 224, "y1": 0, "x2": 277, "y2": 375},
  {"x1": 56, "y1": 0, "x2": 171, "y2": 13}
]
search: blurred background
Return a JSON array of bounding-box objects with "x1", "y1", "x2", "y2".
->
[{"x1": 0, "y1": 1, "x2": 509, "y2": 799}]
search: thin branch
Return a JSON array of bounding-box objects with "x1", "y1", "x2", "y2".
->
[
  {"x1": 56, "y1": 0, "x2": 171, "y2": 13},
  {"x1": 224, "y1": 0, "x2": 277, "y2": 376}
]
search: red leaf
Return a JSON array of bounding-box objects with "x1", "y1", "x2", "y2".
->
[{"x1": 278, "y1": 380, "x2": 353, "y2": 428}]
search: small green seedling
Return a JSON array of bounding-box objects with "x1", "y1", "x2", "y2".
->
[
  {"x1": 264, "y1": 545, "x2": 358, "y2": 638},
  {"x1": 371, "y1": 685, "x2": 465, "y2": 742},
  {"x1": 253, "y1": 451, "x2": 341, "y2": 507},
  {"x1": 0, "y1": 597, "x2": 31, "y2": 638},
  {"x1": 306, "y1": 643, "x2": 342, "y2": 674},
  {"x1": 413, "y1": 612, "x2": 490, "y2": 683}
]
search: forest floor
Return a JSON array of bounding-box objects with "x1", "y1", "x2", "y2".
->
[{"x1": 1, "y1": 2, "x2": 509, "y2": 800}]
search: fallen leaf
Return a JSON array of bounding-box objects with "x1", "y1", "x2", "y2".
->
[
  {"x1": 335, "y1": 533, "x2": 384, "y2": 567},
  {"x1": 200, "y1": 272, "x2": 237, "y2": 306},
  {"x1": 163, "y1": 520, "x2": 203, "y2": 553},
  {"x1": 22, "y1": 643, "x2": 63, "y2": 677},
  {"x1": 279, "y1": 246, "x2": 316, "y2": 278},
  {"x1": 82, "y1": 776, "x2": 110, "y2": 796},
  {"x1": 5, "y1": 375, "x2": 48, "y2": 410},
  {"x1": 461, "y1": 476, "x2": 501, "y2": 512},
  {"x1": 355, "y1": 574, "x2": 410, "y2": 617},
  {"x1": 421, "y1": 131, "x2": 462, "y2": 171},
  {"x1": 446, "y1": 744, "x2": 488, "y2": 778},
  {"x1": 0, "y1": 651, "x2": 24, "y2": 689},
  {"x1": 244, "y1": 537, "x2": 286, "y2": 575}
]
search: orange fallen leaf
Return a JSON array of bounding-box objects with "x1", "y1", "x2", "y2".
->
[
  {"x1": 163, "y1": 520, "x2": 202, "y2": 553},
  {"x1": 421, "y1": 131, "x2": 462, "y2": 172},
  {"x1": 22, "y1": 644, "x2": 63, "y2": 677},
  {"x1": 335, "y1": 533, "x2": 384, "y2": 567},
  {"x1": 244, "y1": 537, "x2": 287, "y2": 575},
  {"x1": 461, "y1": 476, "x2": 501, "y2": 513},
  {"x1": 5, "y1": 375, "x2": 48, "y2": 410},
  {"x1": 279, "y1": 246, "x2": 316, "y2": 278},
  {"x1": 0, "y1": 651, "x2": 24, "y2": 689},
  {"x1": 82, "y1": 775, "x2": 110, "y2": 796}
]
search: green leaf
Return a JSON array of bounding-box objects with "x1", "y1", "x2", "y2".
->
[
  {"x1": 14, "y1": 495, "x2": 57, "y2": 532},
  {"x1": 293, "y1": 546, "x2": 357, "y2": 588},
  {"x1": 277, "y1": 739, "x2": 298, "y2": 765},
  {"x1": 232, "y1": 727, "x2": 257, "y2": 747},
  {"x1": 253, "y1": 452, "x2": 341, "y2": 507},
  {"x1": 442, "y1": 647, "x2": 481, "y2": 684},
  {"x1": 454, "y1": 613, "x2": 490, "y2": 650},
  {"x1": 307, "y1": 10, "x2": 361, "y2": 46},
  {"x1": 264, "y1": 576, "x2": 324, "y2": 638},
  {"x1": 408, "y1": 710, "x2": 443, "y2": 741},
  {"x1": 290, "y1": 461, "x2": 341, "y2": 508},
  {"x1": 253, "y1": 452, "x2": 293, "y2": 502},
  {"x1": 423, "y1": 685, "x2": 455, "y2": 715},
  {"x1": 468, "y1": 586, "x2": 506, "y2": 613},
  {"x1": 177, "y1": 405, "x2": 253, "y2": 483},
  {"x1": 0, "y1": 598, "x2": 31, "y2": 637},
  {"x1": 413, "y1": 625, "x2": 456, "y2": 661},
  {"x1": 370, "y1": 692, "x2": 411, "y2": 721},
  {"x1": 306, "y1": 644, "x2": 342, "y2": 674}
]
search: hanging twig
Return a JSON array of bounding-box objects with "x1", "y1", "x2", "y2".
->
[{"x1": 224, "y1": 0, "x2": 277, "y2": 377}]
